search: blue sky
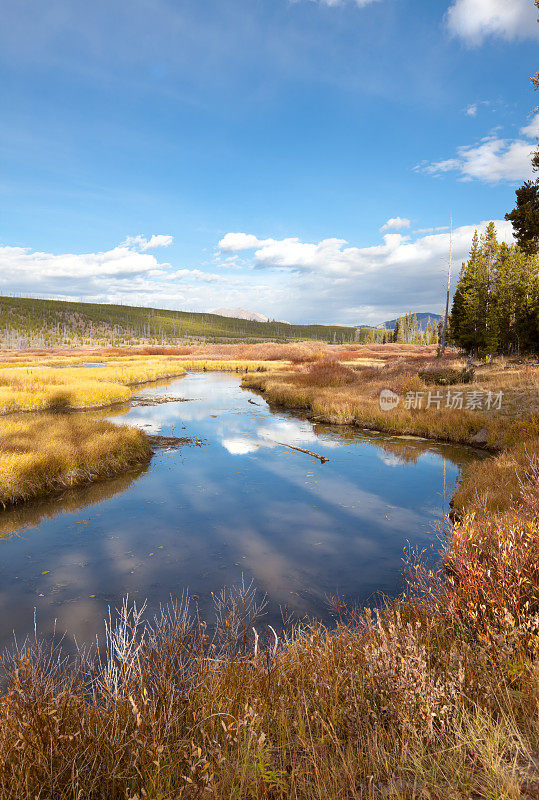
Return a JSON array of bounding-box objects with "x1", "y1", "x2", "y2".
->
[{"x1": 1, "y1": 0, "x2": 537, "y2": 324}]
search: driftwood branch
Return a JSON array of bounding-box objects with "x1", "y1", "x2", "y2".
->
[
  {"x1": 248, "y1": 398, "x2": 260, "y2": 405},
  {"x1": 275, "y1": 441, "x2": 329, "y2": 463}
]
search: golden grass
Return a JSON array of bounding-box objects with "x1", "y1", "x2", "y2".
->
[
  {"x1": 242, "y1": 368, "x2": 539, "y2": 449},
  {"x1": 452, "y1": 438, "x2": 539, "y2": 514},
  {"x1": 173, "y1": 358, "x2": 287, "y2": 372},
  {"x1": 0, "y1": 340, "x2": 443, "y2": 367},
  {"x1": 242, "y1": 354, "x2": 539, "y2": 516},
  {"x1": 0, "y1": 359, "x2": 188, "y2": 413},
  {"x1": 0, "y1": 413, "x2": 151, "y2": 507}
]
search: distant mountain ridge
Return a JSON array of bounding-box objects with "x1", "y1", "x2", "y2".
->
[
  {"x1": 212, "y1": 307, "x2": 291, "y2": 324},
  {"x1": 375, "y1": 312, "x2": 441, "y2": 331}
]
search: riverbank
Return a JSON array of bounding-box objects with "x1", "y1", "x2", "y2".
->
[
  {"x1": 0, "y1": 414, "x2": 152, "y2": 507},
  {"x1": 0, "y1": 359, "x2": 190, "y2": 413},
  {"x1": 242, "y1": 356, "x2": 539, "y2": 513},
  {"x1": 0, "y1": 345, "x2": 536, "y2": 511},
  {"x1": 241, "y1": 358, "x2": 538, "y2": 448}
]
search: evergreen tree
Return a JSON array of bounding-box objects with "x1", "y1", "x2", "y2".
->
[
  {"x1": 451, "y1": 231, "x2": 481, "y2": 353},
  {"x1": 451, "y1": 224, "x2": 538, "y2": 355},
  {"x1": 505, "y1": 181, "x2": 539, "y2": 255}
]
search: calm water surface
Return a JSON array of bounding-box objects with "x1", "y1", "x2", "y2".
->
[{"x1": 0, "y1": 372, "x2": 480, "y2": 648}]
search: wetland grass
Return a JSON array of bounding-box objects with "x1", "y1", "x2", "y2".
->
[
  {"x1": 0, "y1": 359, "x2": 188, "y2": 413},
  {"x1": 242, "y1": 355, "x2": 539, "y2": 450},
  {"x1": 0, "y1": 413, "x2": 151, "y2": 507}
]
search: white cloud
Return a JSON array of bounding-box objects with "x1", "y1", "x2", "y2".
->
[
  {"x1": 380, "y1": 217, "x2": 411, "y2": 232},
  {"x1": 219, "y1": 232, "x2": 270, "y2": 251},
  {"x1": 0, "y1": 243, "x2": 160, "y2": 280},
  {"x1": 218, "y1": 219, "x2": 514, "y2": 279},
  {"x1": 0, "y1": 238, "x2": 234, "y2": 312},
  {"x1": 446, "y1": 0, "x2": 538, "y2": 45},
  {"x1": 122, "y1": 234, "x2": 174, "y2": 250},
  {"x1": 465, "y1": 104, "x2": 478, "y2": 117},
  {"x1": 521, "y1": 114, "x2": 539, "y2": 139},
  {"x1": 215, "y1": 219, "x2": 515, "y2": 323},
  {"x1": 418, "y1": 113, "x2": 538, "y2": 183}
]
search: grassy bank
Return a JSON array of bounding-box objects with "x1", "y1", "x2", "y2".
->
[
  {"x1": 0, "y1": 359, "x2": 188, "y2": 413},
  {"x1": 242, "y1": 357, "x2": 539, "y2": 448},
  {"x1": 0, "y1": 413, "x2": 152, "y2": 507},
  {"x1": 242, "y1": 354, "x2": 539, "y2": 513}
]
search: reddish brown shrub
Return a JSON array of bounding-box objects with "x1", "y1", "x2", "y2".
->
[{"x1": 292, "y1": 359, "x2": 360, "y2": 387}]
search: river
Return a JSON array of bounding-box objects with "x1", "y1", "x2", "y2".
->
[{"x1": 0, "y1": 371, "x2": 480, "y2": 649}]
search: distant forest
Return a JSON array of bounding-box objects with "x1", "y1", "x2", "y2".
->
[{"x1": 0, "y1": 296, "x2": 387, "y2": 348}]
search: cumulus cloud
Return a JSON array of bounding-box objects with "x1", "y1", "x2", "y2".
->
[
  {"x1": 417, "y1": 114, "x2": 538, "y2": 183},
  {"x1": 521, "y1": 114, "x2": 539, "y2": 139},
  {"x1": 218, "y1": 219, "x2": 514, "y2": 279},
  {"x1": 0, "y1": 238, "x2": 234, "y2": 311},
  {"x1": 122, "y1": 234, "x2": 174, "y2": 250},
  {"x1": 216, "y1": 219, "x2": 514, "y2": 323},
  {"x1": 218, "y1": 232, "x2": 274, "y2": 251},
  {"x1": 380, "y1": 217, "x2": 411, "y2": 232},
  {"x1": 0, "y1": 219, "x2": 517, "y2": 328},
  {"x1": 446, "y1": 0, "x2": 538, "y2": 45},
  {"x1": 0, "y1": 243, "x2": 159, "y2": 281},
  {"x1": 465, "y1": 104, "x2": 478, "y2": 117}
]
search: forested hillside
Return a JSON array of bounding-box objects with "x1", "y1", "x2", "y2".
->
[{"x1": 0, "y1": 296, "x2": 382, "y2": 347}]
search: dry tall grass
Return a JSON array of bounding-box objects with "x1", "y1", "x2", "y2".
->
[
  {"x1": 0, "y1": 341, "x2": 444, "y2": 368},
  {"x1": 242, "y1": 356, "x2": 539, "y2": 449},
  {"x1": 453, "y1": 439, "x2": 539, "y2": 513},
  {"x1": 0, "y1": 359, "x2": 187, "y2": 413},
  {"x1": 0, "y1": 414, "x2": 151, "y2": 506}
]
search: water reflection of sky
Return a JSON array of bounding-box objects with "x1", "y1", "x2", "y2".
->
[{"x1": 0, "y1": 373, "x2": 480, "y2": 649}]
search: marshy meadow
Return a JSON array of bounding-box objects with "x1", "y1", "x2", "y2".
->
[{"x1": 0, "y1": 341, "x2": 536, "y2": 798}]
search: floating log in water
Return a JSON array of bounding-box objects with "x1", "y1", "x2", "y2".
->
[
  {"x1": 248, "y1": 398, "x2": 260, "y2": 405},
  {"x1": 131, "y1": 396, "x2": 194, "y2": 407},
  {"x1": 148, "y1": 435, "x2": 205, "y2": 451},
  {"x1": 275, "y1": 441, "x2": 329, "y2": 463}
]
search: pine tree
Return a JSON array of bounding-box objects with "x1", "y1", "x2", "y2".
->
[
  {"x1": 451, "y1": 231, "x2": 481, "y2": 353},
  {"x1": 505, "y1": 181, "x2": 539, "y2": 256},
  {"x1": 451, "y1": 224, "x2": 538, "y2": 355}
]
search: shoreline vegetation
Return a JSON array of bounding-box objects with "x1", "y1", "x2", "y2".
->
[
  {"x1": 0, "y1": 483, "x2": 537, "y2": 798},
  {"x1": 0, "y1": 342, "x2": 537, "y2": 797},
  {"x1": 0, "y1": 414, "x2": 152, "y2": 508},
  {"x1": 239, "y1": 348, "x2": 538, "y2": 513}
]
